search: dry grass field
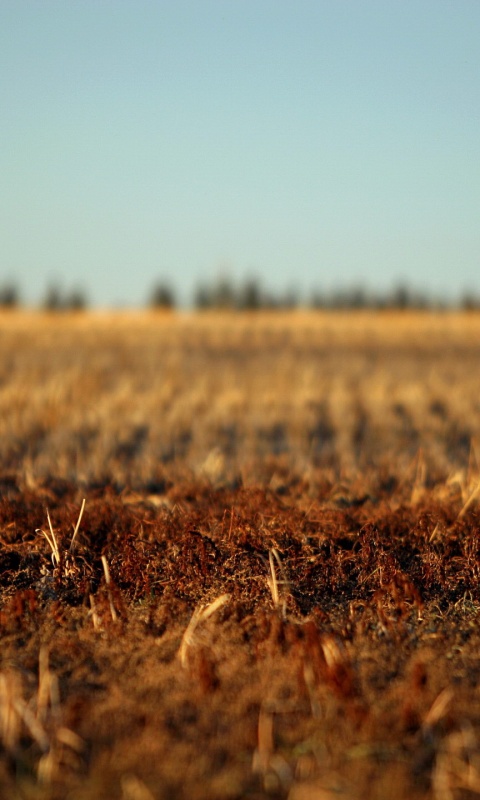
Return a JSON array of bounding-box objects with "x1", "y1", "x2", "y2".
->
[{"x1": 2, "y1": 309, "x2": 480, "y2": 799}]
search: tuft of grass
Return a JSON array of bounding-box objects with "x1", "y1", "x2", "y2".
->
[
  {"x1": 266, "y1": 548, "x2": 289, "y2": 618},
  {"x1": 0, "y1": 649, "x2": 83, "y2": 785},
  {"x1": 178, "y1": 593, "x2": 230, "y2": 668},
  {"x1": 101, "y1": 555, "x2": 118, "y2": 623},
  {"x1": 36, "y1": 498, "x2": 86, "y2": 569}
]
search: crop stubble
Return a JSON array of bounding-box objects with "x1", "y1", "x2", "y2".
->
[{"x1": 1, "y1": 310, "x2": 480, "y2": 798}]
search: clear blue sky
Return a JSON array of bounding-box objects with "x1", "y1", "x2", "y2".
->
[{"x1": 1, "y1": 1, "x2": 479, "y2": 306}]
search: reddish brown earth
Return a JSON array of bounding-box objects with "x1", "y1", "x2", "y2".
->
[
  {"x1": 1, "y1": 312, "x2": 480, "y2": 799},
  {"x1": 1, "y1": 476, "x2": 480, "y2": 800}
]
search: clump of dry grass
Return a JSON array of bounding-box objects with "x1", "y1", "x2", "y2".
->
[
  {"x1": 178, "y1": 593, "x2": 230, "y2": 668},
  {"x1": 0, "y1": 648, "x2": 83, "y2": 785},
  {"x1": 266, "y1": 547, "x2": 290, "y2": 618},
  {"x1": 36, "y1": 497, "x2": 85, "y2": 573}
]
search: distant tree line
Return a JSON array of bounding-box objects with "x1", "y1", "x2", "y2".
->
[
  {"x1": 191, "y1": 277, "x2": 299, "y2": 311},
  {"x1": 42, "y1": 284, "x2": 88, "y2": 311},
  {"x1": 150, "y1": 277, "x2": 480, "y2": 312},
  {"x1": 0, "y1": 282, "x2": 88, "y2": 311},
  {"x1": 1, "y1": 276, "x2": 480, "y2": 312}
]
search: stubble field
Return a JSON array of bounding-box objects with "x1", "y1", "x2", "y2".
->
[{"x1": 2, "y1": 310, "x2": 480, "y2": 799}]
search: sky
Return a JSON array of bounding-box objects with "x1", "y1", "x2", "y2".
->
[{"x1": 1, "y1": 1, "x2": 479, "y2": 307}]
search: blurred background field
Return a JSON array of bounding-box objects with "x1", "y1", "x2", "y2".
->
[{"x1": 2, "y1": 309, "x2": 480, "y2": 490}]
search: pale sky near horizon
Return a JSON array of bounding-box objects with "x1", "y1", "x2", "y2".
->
[{"x1": 1, "y1": 1, "x2": 479, "y2": 307}]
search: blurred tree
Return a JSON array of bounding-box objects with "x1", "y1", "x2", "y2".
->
[
  {"x1": 212, "y1": 277, "x2": 236, "y2": 309},
  {"x1": 239, "y1": 278, "x2": 262, "y2": 310},
  {"x1": 43, "y1": 284, "x2": 64, "y2": 311},
  {"x1": 150, "y1": 282, "x2": 176, "y2": 310},
  {"x1": 66, "y1": 288, "x2": 88, "y2": 311},
  {"x1": 281, "y1": 288, "x2": 299, "y2": 310},
  {"x1": 461, "y1": 291, "x2": 480, "y2": 311},
  {"x1": 310, "y1": 290, "x2": 326, "y2": 309},
  {"x1": 194, "y1": 283, "x2": 211, "y2": 309},
  {"x1": 349, "y1": 286, "x2": 368, "y2": 309},
  {"x1": 390, "y1": 284, "x2": 411, "y2": 310},
  {"x1": 0, "y1": 282, "x2": 19, "y2": 308}
]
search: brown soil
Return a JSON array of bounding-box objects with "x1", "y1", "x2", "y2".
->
[{"x1": 1, "y1": 311, "x2": 480, "y2": 799}]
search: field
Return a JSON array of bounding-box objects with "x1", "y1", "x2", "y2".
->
[{"x1": 2, "y1": 310, "x2": 480, "y2": 799}]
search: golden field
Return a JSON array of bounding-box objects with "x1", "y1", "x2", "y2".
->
[{"x1": 3, "y1": 309, "x2": 480, "y2": 486}]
